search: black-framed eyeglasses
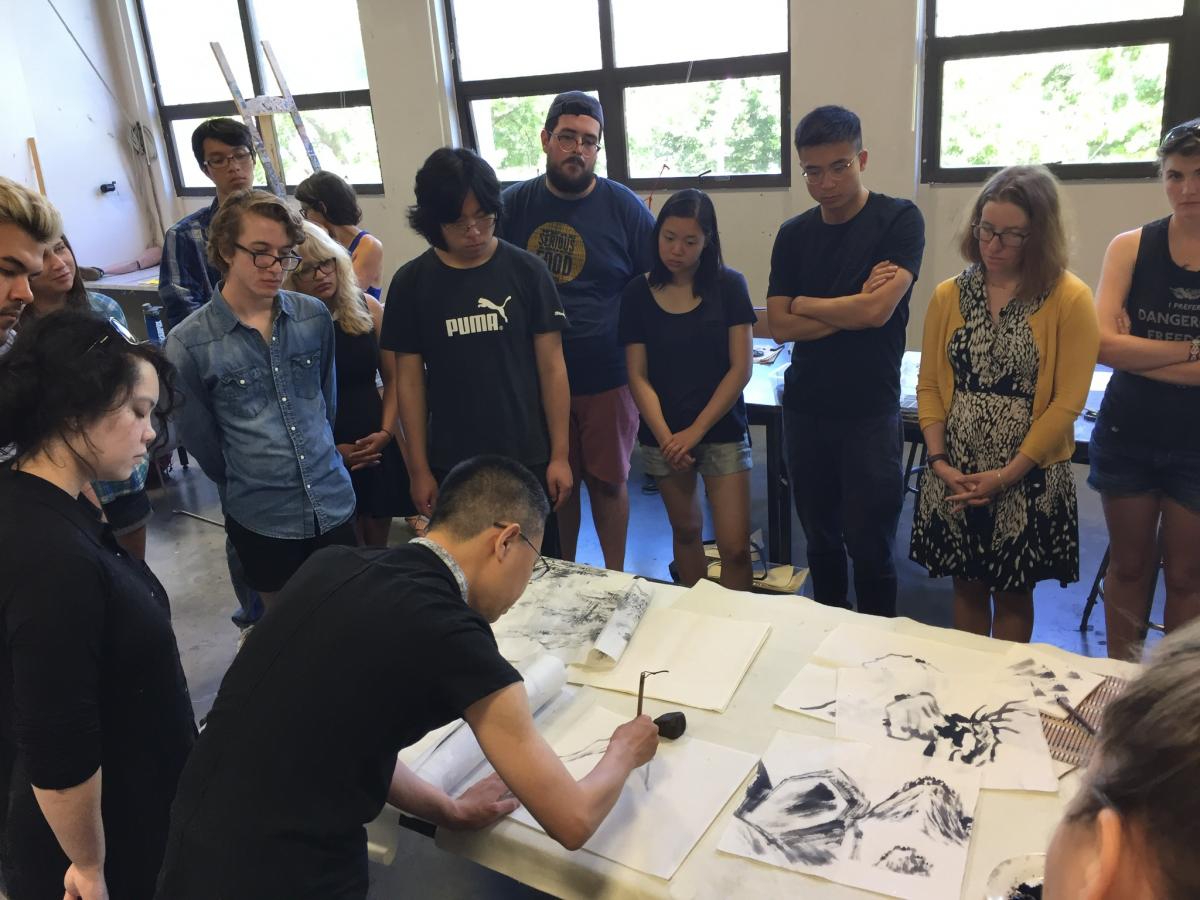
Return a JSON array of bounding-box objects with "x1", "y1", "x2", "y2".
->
[
  {"x1": 234, "y1": 243, "x2": 303, "y2": 271},
  {"x1": 445, "y1": 214, "x2": 497, "y2": 236},
  {"x1": 204, "y1": 148, "x2": 255, "y2": 170},
  {"x1": 550, "y1": 132, "x2": 602, "y2": 155},
  {"x1": 86, "y1": 316, "x2": 145, "y2": 354},
  {"x1": 294, "y1": 258, "x2": 336, "y2": 279},
  {"x1": 972, "y1": 222, "x2": 1029, "y2": 249},
  {"x1": 494, "y1": 521, "x2": 550, "y2": 581},
  {"x1": 801, "y1": 159, "x2": 856, "y2": 182}
]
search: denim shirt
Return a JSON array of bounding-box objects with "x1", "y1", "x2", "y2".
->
[
  {"x1": 165, "y1": 287, "x2": 355, "y2": 538},
  {"x1": 159, "y1": 201, "x2": 221, "y2": 329}
]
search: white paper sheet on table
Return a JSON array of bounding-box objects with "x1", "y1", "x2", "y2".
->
[
  {"x1": 491, "y1": 562, "x2": 651, "y2": 666},
  {"x1": 1002, "y1": 645, "x2": 1106, "y2": 718},
  {"x1": 494, "y1": 704, "x2": 757, "y2": 880},
  {"x1": 719, "y1": 731, "x2": 981, "y2": 900},
  {"x1": 835, "y1": 668, "x2": 1058, "y2": 792},
  {"x1": 776, "y1": 623, "x2": 1006, "y2": 722},
  {"x1": 567, "y1": 607, "x2": 771, "y2": 712},
  {"x1": 409, "y1": 655, "x2": 569, "y2": 795}
]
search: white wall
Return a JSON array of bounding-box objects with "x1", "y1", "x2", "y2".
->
[
  {"x1": 0, "y1": 0, "x2": 162, "y2": 268},
  {"x1": 64, "y1": 0, "x2": 1173, "y2": 344}
]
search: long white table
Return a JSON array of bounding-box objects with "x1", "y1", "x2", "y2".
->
[{"x1": 366, "y1": 580, "x2": 1138, "y2": 899}]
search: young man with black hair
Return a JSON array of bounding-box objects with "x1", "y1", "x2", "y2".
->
[
  {"x1": 154, "y1": 455, "x2": 659, "y2": 900},
  {"x1": 158, "y1": 117, "x2": 264, "y2": 626},
  {"x1": 159, "y1": 117, "x2": 256, "y2": 330},
  {"x1": 380, "y1": 147, "x2": 571, "y2": 556},
  {"x1": 501, "y1": 91, "x2": 656, "y2": 571},
  {"x1": 166, "y1": 189, "x2": 356, "y2": 609},
  {"x1": 766, "y1": 105, "x2": 926, "y2": 618}
]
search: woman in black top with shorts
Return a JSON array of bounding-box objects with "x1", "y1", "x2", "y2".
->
[
  {"x1": 0, "y1": 313, "x2": 196, "y2": 899},
  {"x1": 620, "y1": 190, "x2": 756, "y2": 589},
  {"x1": 1090, "y1": 119, "x2": 1200, "y2": 660},
  {"x1": 287, "y1": 221, "x2": 414, "y2": 545}
]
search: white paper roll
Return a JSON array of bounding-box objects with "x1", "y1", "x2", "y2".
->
[{"x1": 413, "y1": 654, "x2": 567, "y2": 795}]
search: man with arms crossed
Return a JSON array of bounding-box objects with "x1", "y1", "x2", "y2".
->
[
  {"x1": 766, "y1": 105, "x2": 925, "y2": 617},
  {"x1": 503, "y1": 92, "x2": 656, "y2": 569},
  {"x1": 155, "y1": 456, "x2": 659, "y2": 899}
]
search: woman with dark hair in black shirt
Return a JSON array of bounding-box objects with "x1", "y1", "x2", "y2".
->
[{"x1": 0, "y1": 312, "x2": 196, "y2": 900}]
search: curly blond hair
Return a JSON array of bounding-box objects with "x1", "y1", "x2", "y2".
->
[{"x1": 285, "y1": 221, "x2": 374, "y2": 336}]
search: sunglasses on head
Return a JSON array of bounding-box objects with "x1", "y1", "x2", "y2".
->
[{"x1": 85, "y1": 316, "x2": 146, "y2": 354}]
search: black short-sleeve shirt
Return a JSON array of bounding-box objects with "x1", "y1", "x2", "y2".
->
[
  {"x1": 618, "y1": 267, "x2": 757, "y2": 445},
  {"x1": 0, "y1": 469, "x2": 195, "y2": 900},
  {"x1": 768, "y1": 193, "x2": 925, "y2": 417},
  {"x1": 379, "y1": 240, "x2": 567, "y2": 470},
  {"x1": 155, "y1": 542, "x2": 522, "y2": 900}
]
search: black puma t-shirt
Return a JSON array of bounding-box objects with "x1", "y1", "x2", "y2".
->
[{"x1": 379, "y1": 240, "x2": 567, "y2": 469}]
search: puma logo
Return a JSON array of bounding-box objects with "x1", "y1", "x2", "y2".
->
[
  {"x1": 477, "y1": 296, "x2": 512, "y2": 324},
  {"x1": 554, "y1": 310, "x2": 566, "y2": 317}
]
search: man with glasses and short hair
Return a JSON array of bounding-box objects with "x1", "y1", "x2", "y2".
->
[
  {"x1": 765, "y1": 105, "x2": 926, "y2": 619},
  {"x1": 380, "y1": 148, "x2": 571, "y2": 556},
  {"x1": 166, "y1": 189, "x2": 356, "y2": 608},
  {"x1": 501, "y1": 91, "x2": 656, "y2": 572}
]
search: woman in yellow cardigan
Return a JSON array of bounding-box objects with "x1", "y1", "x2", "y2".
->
[{"x1": 910, "y1": 166, "x2": 1099, "y2": 641}]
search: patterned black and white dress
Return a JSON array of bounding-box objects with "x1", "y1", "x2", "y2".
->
[{"x1": 910, "y1": 266, "x2": 1079, "y2": 591}]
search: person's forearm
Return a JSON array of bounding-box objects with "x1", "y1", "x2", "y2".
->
[
  {"x1": 767, "y1": 308, "x2": 838, "y2": 342},
  {"x1": 1099, "y1": 333, "x2": 1192, "y2": 372},
  {"x1": 537, "y1": 357, "x2": 571, "y2": 463},
  {"x1": 688, "y1": 365, "x2": 752, "y2": 436},
  {"x1": 1134, "y1": 359, "x2": 1200, "y2": 386},
  {"x1": 386, "y1": 761, "x2": 459, "y2": 826},
  {"x1": 396, "y1": 381, "x2": 431, "y2": 476},
  {"x1": 33, "y1": 769, "x2": 105, "y2": 873},
  {"x1": 921, "y1": 422, "x2": 947, "y2": 457},
  {"x1": 627, "y1": 374, "x2": 672, "y2": 444},
  {"x1": 791, "y1": 293, "x2": 887, "y2": 330},
  {"x1": 1000, "y1": 452, "x2": 1037, "y2": 483},
  {"x1": 567, "y1": 740, "x2": 643, "y2": 844}
]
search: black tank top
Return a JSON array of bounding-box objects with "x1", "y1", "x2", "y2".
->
[{"x1": 1097, "y1": 216, "x2": 1200, "y2": 451}]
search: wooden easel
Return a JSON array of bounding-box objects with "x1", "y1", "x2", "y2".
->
[{"x1": 210, "y1": 40, "x2": 322, "y2": 197}]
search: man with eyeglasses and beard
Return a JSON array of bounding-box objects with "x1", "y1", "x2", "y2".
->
[
  {"x1": 765, "y1": 105, "x2": 926, "y2": 620},
  {"x1": 502, "y1": 92, "x2": 655, "y2": 572}
]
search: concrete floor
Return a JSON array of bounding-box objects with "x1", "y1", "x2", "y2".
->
[{"x1": 144, "y1": 426, "x2": 1159, "y2": 898}]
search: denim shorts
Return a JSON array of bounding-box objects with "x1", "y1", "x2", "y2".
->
[
  {"x1": 1087, "y1": 428, "x2": 1200, "y2": 513},
  {"x1": 642, "y1": 437, "x2": 752, "y2": 479}
]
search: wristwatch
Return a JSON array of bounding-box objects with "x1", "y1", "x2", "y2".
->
[{"x1": 1189, "y1": 336, "x2": 1200, "y2": 363}]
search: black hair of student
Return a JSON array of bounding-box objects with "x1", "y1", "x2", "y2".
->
[
  {"x1": 427, "y1": 455, "x2": 550, "y2": 543},
  {"x1": 0, "y1": 311, "x2": 178, "y2": 469},
  {"x1": 407, "y1": 147, "x2": 502, "y2": 251},
  {"x1": 794, "y1": 105, "x2": 863, "y2": 153},
  {"x1": 36, "y1": 233, "x2": 89, "y2": 314},
  {"x1": 294, "y1": 171, "x2": 363, "y2": 226},
  {"x1": 190, "y1": 118, "x2": 254, "y2": 168},
  {"x1": 647, "y1": 189, "x2": 724, "y2": 295}
]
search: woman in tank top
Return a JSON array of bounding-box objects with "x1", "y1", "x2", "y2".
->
[
  {"x1": 1089, "y1": 119, "x2": 1200, "y2": 661},
  {"x1": 295, "y1": 170, "x2": 385, "y2": 299}
]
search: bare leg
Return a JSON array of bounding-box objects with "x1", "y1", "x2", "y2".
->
[
  {"x1": 704, "y1": 469, "x2": 753, "y2": 592},
  {"x1": 359, "y1": 516, "x2": 392, "y2": 548},
  {"x1": 585, "y1": 474, "x2": 629, "y2": 572},
  {"x1": 1161, "y1": 497, "x2": 1200, "y2": 634},
  {"x1": 1100, "y1": 493, "x2": 1162, "y2": 661},
  {"x1": 992, "y1": 589, "x2": 1034, "y2": 642},
  {"x1": 953, "y1": 577, "x2": 993, "y2": 636},
  {"x1": 114, "y1": 525, "x2": 147, "y2": 561},
  {"x1": 656, "y1": 469, "x2": 705, "y2": 586},
  {"x1": 557, "y1": 487, "x2": 581, "y2": 562}
]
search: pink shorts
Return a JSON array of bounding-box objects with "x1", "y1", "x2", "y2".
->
[{"x1": 568, "y1": 385, "x2": 639, "y2": 486}]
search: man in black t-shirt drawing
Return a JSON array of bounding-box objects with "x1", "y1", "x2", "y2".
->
[
  {"x1": 155, "y1": 456, "x2": 660, "y2": 899},
  {"x1": 766, "y1": 106, "x2": 926, "y2": 617},
  {"x1": 381, "y1": 148, "x2": 572, "y2": 558}
]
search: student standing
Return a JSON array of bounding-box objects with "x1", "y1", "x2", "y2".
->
[
  {"x1": 295, "y1": 171, "x2": 385, "y2": 299},
  {"x1": 1089, "y1": 119, "x2": 1200, "y2": 660},
  {"x1": 166, "y1": 189, "x2": 356, "y2": 607},
  {"x1": 911, "y1": 166, "x2": 1098, "y2": 642},
  {"x1": 502, "y1": 91, "x2": 656, "y2": 570},
  {"x1": 620, "y1": 190, "x2": 755, "y2": 589},
  {"x1": 766, "y1": 105, "x2": 925, "y2": 617},
  {"x1": 380, "y1": 147, "x2": 571, "y2": 555}
]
